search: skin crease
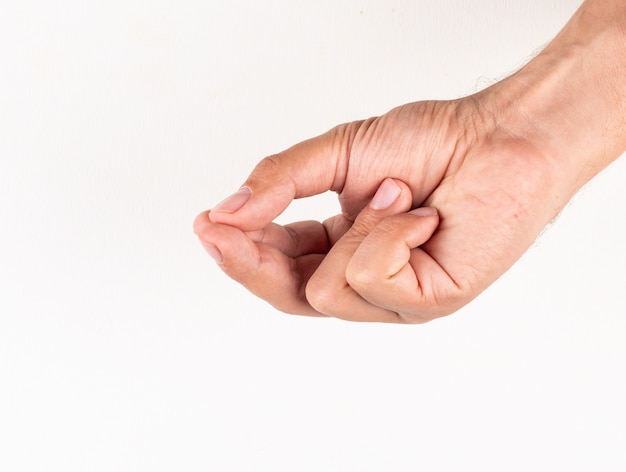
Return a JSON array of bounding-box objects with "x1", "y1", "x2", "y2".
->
[{"x1": 194, "y1": 0, "x2": 626, "y2": 323}]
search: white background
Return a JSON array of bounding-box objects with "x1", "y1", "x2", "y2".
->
[{"x1": 1, "y1": 1, "x2": 625, "y2": 470}]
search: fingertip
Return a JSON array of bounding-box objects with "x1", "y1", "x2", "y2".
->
[
  {"x1": 193, "y1": 215, "x2": 225, "y2": 265},
  {"x1": 207, "y1": 186, "x2": 253, "y2": 226},
  {"x1": 197, "y1": 221, "x2": 263, "y2": 280},
  {"x1": 408, "y1": 207, "x2": 438, "y2": 218},
  {"x1": 193, "y1": 210, "x2": 210, "y2": 236},
  {"x1": 211, "y1": 187, "x2": 252, "y2": 214},
  {"x1": 208, "y1": 185, "x2": 295, "y2": 231},
  {"x1": 194, "y1": 218, "x2": 227, "y2": 265},
  {"x1": 370, "y1": 178, "x2": 402, "y2": 210}
]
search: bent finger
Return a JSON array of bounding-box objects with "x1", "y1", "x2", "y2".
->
[
  {"x1": 305, "y1": 178, "x2": 413, "y2": 322},
  {"x1": 345, "y1": 210, "x2": 461, "y2": 322},
  {"x1": 244, "y1": 215, "x2": 353, "y2": 259},
  {"x1": 209, "y1": 122, "x2": 366, "y2": 232},
  {"x1": 193, "y1": 211, "x2": 325, "y2": 317},
  {"x1": 245, "y1": 221, "x2": 330, "y2": 258}
]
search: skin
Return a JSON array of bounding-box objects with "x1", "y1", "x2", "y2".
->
[{"x1": 194, "y1": 0, "x2": 626, "y2": 323}]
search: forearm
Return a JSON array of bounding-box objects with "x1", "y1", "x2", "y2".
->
[{"x1": 480, "y1": 0, "x2": 626, "y2": 195}]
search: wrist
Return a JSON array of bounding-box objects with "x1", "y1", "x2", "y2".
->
[{"x1": 476, "y1": 0, "x2": 626, "y2": 198}]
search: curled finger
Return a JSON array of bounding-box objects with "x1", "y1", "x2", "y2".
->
[
  {"x1": 305, "y1": 178, "x2": 414, "y2": 322},
  {"x1": 345, "y1": 208, "x2": 462, "y2": 322}
]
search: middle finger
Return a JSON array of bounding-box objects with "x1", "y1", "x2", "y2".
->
[{"x1": 305, "y1": 178, "x2": 413, "y2": 322}]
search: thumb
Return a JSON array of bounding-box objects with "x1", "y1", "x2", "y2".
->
[{"x1": 208, "y1": 122, "x2": 363, "y2": 231}]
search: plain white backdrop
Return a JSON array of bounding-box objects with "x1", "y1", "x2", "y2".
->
[{"x1": 1, "y1": 1, "x2": 625, "y2": 470}]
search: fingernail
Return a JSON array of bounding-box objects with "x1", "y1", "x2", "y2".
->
[
  {"x1": 213, "y1": 187, "x2": 251, "y2": 213},
  {"x1": 370, "y1": 178, "x2": 402, "y2": 210},
  {"x1": 409, "y1": 207, "x2": 438, "y2": 217},
  {"x1": 202, "y1": 243, "x2": 223, "y2": 263}
]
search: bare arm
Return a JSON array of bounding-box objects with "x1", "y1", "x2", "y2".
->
[
  {"x1": 195, "y1": 0, "x2": 626, "y2": 323},
  {"x1": 484, "y1": 0, "x2": 626, "y2": 192}
]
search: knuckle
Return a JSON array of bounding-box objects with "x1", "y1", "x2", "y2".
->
[
  {"x1": 282, "y1": 224, "x2": 300, "y2": 254},
  {"x1": 346, "y1": 222, "x2": 371, "y2": 240},
  {"x1": 375, "y1": 217, "x2": 401, "y2": 236},
  {"x1": 345, "y1": 262, "x2": 379, "y2": 291},
  {"x1": 305, "y1": 276, "x2": 339, "y2": 315},
  {"x1": 249, "y1": 154, "x2": 296, "y2": 197},
  {"x1": 343, "y1": 211, "x2": 382, "y2": 242},
  {"x1": 245, "y1": 155, "x2": 284, "y2": 188},
  {"x1": 251, "y1": 154, "x2": 290, "y2": 185},
  {"x1": 254, "y1": 154, "x2": 281, "y2": 174}
]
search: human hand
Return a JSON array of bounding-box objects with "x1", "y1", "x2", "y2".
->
[
  {"x1": 194, "y1": 97, "x2": 568, "y2": 323},
  {"x1": 194, "y1": 0, "x2": 625, "y2": 323}
]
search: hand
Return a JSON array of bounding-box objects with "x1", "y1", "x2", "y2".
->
[
  {"x1": 194, "y1": 97, "x2": 567, "y2": 322},
  {"x1": 194, "y1": 0, "x2": 625, "y2": 323}
]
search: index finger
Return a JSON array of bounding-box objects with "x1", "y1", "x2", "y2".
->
[{"x1": 208, "y1": 121, "x2": 364, "y2": 231}]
